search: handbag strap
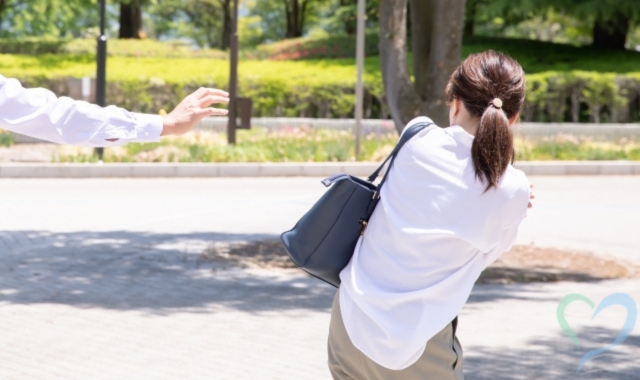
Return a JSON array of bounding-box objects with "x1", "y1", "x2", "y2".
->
[{"x1": 367, "y1": 122, "x2": 433, "y2": 187}]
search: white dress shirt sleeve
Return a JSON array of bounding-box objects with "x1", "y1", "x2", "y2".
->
[{"x1": 0, "y1": 74, "x2": 163, "y2": 147}]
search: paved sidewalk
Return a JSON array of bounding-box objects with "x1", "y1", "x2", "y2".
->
[{"x1": 0, "y1": 177, "x2": 639, "y2": 379}]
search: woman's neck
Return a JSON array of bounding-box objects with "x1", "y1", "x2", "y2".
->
[{"x1": 457, "y1": 119, "x2": 479, "y2": 137}]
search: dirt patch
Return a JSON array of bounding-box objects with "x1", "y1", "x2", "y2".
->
[
  {"x1": 478, "y1": 245, "x2": 635, "y2": 284},
  {"x1": 202, "y1": 240, "x2": 637, "y2": 284}
]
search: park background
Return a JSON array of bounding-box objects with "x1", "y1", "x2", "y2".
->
[{"x1": 3, "y1": 0, "x2": 640, "y2": 163}]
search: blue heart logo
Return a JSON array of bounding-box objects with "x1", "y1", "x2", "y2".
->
[{"x1": 556, "y1": 293, "x2": 637, "y2": 374}]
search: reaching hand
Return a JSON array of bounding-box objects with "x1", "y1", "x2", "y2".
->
[
  {"x1": 528, "y1": 184, "x2": 535, "y2": 209},
  {"x1": 161, "y1": 87, "x2": 229, "y2": 136}
]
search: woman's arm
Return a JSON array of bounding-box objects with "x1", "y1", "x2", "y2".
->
[{"x1": 0, "y1": 75, "x2": 228, "y2": 147}]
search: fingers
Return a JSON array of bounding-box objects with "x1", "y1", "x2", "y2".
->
[
  {"x1": 199, "y1": 95, "x2": 230, "y2": 107},
  {"x1": 528, "y1": 202, "x2": 532, "y2": 209},
  {"x1": 193, "y1": 87, "x2": 229, "y2": 100},
  {"x1": 197, "y1": 107, "x2": 228, "y2": 117}
]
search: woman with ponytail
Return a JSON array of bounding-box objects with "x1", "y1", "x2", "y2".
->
[{"x1": 327, "y1": 50, "x2": 534, "y2": 379}]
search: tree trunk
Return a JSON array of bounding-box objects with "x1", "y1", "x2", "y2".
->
[
  {"x1": 0, "y1": 0, "x2": 8, "y2": 19},
  {"x1": 592, "y1": 12, "x2": 629, "y2": 50},
  {"x1": 284, "y1": 0, "x2": 306, "y2": 38},
  {"x1": 119, "y1": 2, "x2": 143, "y2": 39},
  {"x1": 463, "y1": 0, "x2": 476, "y2": 37},
  {"x1": 220, "y1": 0, "x2": 232, "y2": 50},
  {"x1": 379, "y1": 0, "x2": 466, "y2": 132},
  {"x1": 340, "y1": 0, "x2": 357, "y2": 35}
]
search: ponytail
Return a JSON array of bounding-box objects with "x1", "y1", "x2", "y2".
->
[
  {"x1": 445, "y1": 50, "x2": 525, "y2": 192},
  {"x1": 472, "y1": 100, "x2": 514, "y2": 192}
]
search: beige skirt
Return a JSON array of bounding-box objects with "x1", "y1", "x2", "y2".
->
[{"x1": 328, "y1": 290, "x2": 464, "y2": 380}]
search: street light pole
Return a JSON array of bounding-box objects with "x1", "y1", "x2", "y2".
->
[
  {"x1": 95, "y1": 0, "x2": 107, "y2": 161},
  {"x1": 227, "y1": 0, "x2": 239, "y2": 144},
  {"x1": 355, "y1": 0, "x2": 366, "y2": 160}
]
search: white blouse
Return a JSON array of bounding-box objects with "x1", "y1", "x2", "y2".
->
[
  {"x1": 0, "y1": 74, "x2": 162, "y2": 146},
  {"x1": 339, "y1": 116, "x2": 530, "y2": 370}
]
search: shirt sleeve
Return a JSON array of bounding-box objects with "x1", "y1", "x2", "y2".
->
[
  {"x1": 0, "y1": 74, "x2": 163, "y2": 147},
  {"x1": 481, "y1": 173, "x2": 531, "y2": 268},
  {"x1": 480, "y1": 221, "x2": 522, "y2": 268}
]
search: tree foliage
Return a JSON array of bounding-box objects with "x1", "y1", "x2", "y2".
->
[
  {"x1": 147, "y1": 0, "x2": 232, "y2": 48},
  {"x1": 322, "y1": 0, "x2": 379, "y2": 36},
  {"x1": 246, "y1": 0, "x2": 332, "y2": 42},
  {"x1": 482, "y1": 0, "x2": 640, "y2": 49},
  {"x1": 0, "y1": 0, "x2": 99, "y2": 38}
]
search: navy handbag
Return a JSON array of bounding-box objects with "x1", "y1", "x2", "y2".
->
[{"x1": 280, "y1": 122, "x2": 432, "y2": 287}]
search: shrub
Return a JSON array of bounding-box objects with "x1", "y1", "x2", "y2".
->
[
  {"x1": 2, "y1": 54, "x2": 386, "y2": 118},
  {"x1": 250, "y1": 33, "x2": 380, "y2": 60},
  {"x1": 0, "y1": 38, "x2": 69, "y2": 55},
  {"x1": 0, "y1": 38, "x2": 227, "y2": 59},
  {"x1": 0, "y1": 129, "x2": 14, "y2": 147}
]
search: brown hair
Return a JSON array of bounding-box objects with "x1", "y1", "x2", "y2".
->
[{"x1": 445, "y1": 50, "x2": 525, "y2": 191}]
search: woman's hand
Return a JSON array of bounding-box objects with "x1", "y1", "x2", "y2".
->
[
  {"x1": 161, "y1": 87, "x2": 229, "y2": 136},
  {"x1": 528, "y1": 184, "x2": 535, "y2": 209}
]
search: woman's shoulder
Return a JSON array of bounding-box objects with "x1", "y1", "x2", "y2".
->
[
  {"x1": 501, "y1": 165, "x2": 531, "y2": 202},
  {"x1": 400, "y1": 117, "x2": 441, "y2": 135}
]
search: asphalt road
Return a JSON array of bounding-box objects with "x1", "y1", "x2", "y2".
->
[{"x1": 0, "y1": 177, "x2": 639, "y2": 379}]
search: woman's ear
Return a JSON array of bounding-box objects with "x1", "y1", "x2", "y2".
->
[
  {"x1": 508, "y1": 112, "x2": 520, "y2": 126},
  {"x1": 449, "y1": 98, "x2": 461, "y2": 126}
]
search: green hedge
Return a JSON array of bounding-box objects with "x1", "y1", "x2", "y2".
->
[
  {"x1": 0, "y1": 38, "x2": 227, "y2": 59},
  {"x1": 525, "y1": 71, "x2": 640, "y2": 123},
  {"x1": 15, "y1": 72, "x2": 640, "y2": 123},
  {"x1": 3, "y1": 53, "x2": 640, "y2": 122},
  {"x1": 3, "y1": 54, "x2": 383, "y2": 118}
]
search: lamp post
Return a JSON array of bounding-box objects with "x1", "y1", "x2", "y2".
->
[
  {"x1": 95, "y1": 0, "x2": 107, "y2": 161},
  {"x1": 226, "y1": 0, "x2": 252, "y2": 144},
  {"x1": 354, "y1": 0, "x2": 366, "y2": 160}
]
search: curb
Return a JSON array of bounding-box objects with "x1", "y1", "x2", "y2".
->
[
  {"x1": 0, "y1": 163, "x2": 376, "y2": 178},
  {"x1": 0, "y1": 161, "x2": 639, "y2": 178}
]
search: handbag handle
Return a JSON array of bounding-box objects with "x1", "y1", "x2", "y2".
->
[{"x1": 367, "y1": 122, "x2": 433, "y2": 189}]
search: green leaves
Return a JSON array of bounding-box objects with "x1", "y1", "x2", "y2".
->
[{"x1": 0, "y1": 0, "x2": 100, "y2": 38}]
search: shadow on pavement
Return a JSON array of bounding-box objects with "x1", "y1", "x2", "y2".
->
[
  {"x1": 463, "y1": 326, "x2": 640, "y2": 380},
  {"x1": 0, "y1": 230, "x2": 336, "y2": 314}
]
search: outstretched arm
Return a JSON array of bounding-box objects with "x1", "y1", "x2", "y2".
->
[{"x1": 0, "y1": 74, "x2": 228, "y2": 147}]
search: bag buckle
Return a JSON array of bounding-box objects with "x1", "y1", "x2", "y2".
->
[{"x1": 359, "y1": 219, "x2": 368, "y2": 235}]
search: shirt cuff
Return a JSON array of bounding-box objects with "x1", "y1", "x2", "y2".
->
[{"x1": 132, "y1": 113, "x2": 163, "y2": 142}]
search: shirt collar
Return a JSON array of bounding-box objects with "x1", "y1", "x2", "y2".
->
[{"x1": 445, "y1": 125, "x2": 474, "y2": 149}]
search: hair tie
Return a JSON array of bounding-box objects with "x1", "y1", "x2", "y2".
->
[{"x1": 490, "y1": 98, "x2": 503, "y2": 109}]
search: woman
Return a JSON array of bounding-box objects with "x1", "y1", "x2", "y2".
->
[{"x1": 328, "y1": 50, "x2": 534, "y2": 379}]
